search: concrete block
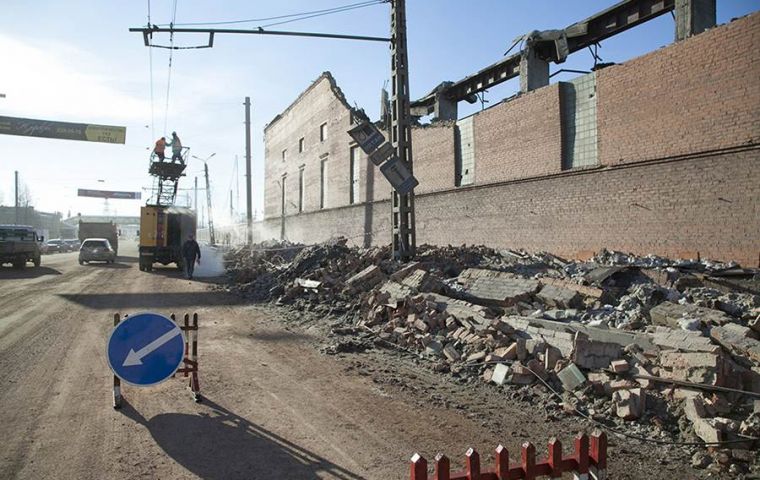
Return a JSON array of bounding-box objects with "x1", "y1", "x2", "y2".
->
[
  {"x1": 613, "y1": 388, "x2": 645, "y2": 420},
  {"x1": 495, "y1": 344, "x2": 518, "y2": 360},
  {"x1": 659, "y1": 351, "x2": 724, "y2": 385},
  {"x1": 610, "y1": 359, "x2": 629, "y2": 373},
  {"x1": 346, "y1": 265, "x2": 386, "y2": 291},
  {"x1": 491, "y1": 363, "x2": 510, "y2": 385},
  {"x1": 537, "y1": 284, "x2": 582, "y2": 309},
  {"x1": 458, "y1": 269, "x2": 539, "y2": 307},
  {"x1": 572, "y1": 333, "x2": 623, "y2": 370},
  {"x1": 557, "y1": 363, "x2": 586, "y2": 391},
  {"x1": 649, "y1": 301, "x2": 731, "y2": 329},
  {"x1": 710, "y1": 324, "x2": 760, "y2": 364},
  {"x1": 443, "y1": 344, "x2": 461, "y2": 362},
  {"x1": 651, "y1": 326, "x2": 719, "y2": 353},
  {"x1": 466, "y1": 351, "x2": 486, "y2": 363}
]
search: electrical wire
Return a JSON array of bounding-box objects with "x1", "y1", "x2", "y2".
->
[
  {"x1": 148, "y1": 0, "x2": 155, "y2": 141},
  {"x1": 163, "y1": 0, "x2": 178, "y2": 136},
  {"x1": 260, "y1": 1, "x2": 387, "y2": 29},
  {"x1": 157, "y1": 0, "x2": 385, "y2": 27}
]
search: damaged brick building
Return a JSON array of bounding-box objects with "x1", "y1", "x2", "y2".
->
[{"x1": 262, "y1": 11, "x2": 760, "y2": 267}]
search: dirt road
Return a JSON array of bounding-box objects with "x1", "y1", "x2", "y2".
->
[{"x1": 0, "y1": 242, "x2": 696, "y2": 479}]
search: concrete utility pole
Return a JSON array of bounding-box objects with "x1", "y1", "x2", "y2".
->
[
  {"x1": 390, "y1": 0, "x2": 416, "y2": 260},
  {"x1": 204, "y1": 162, "x2": 215, "y2": 245},
  {"x1": 194, "y1": 176, "x2": 198, "y2": 213},
  {"x1": 244, "y1": 97, "x2": 253, "y2": 245},
  {"x1": 14, "y1": 171, "x2": 19, "y2": 225}
]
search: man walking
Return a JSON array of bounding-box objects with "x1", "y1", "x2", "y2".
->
[{"x1": 181, "y1": 234, "x2": 201, "y2": 280}]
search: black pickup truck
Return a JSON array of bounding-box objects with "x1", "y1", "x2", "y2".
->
[{"x1": 0, "y1": 225, "x2": 42, "y2": 268}]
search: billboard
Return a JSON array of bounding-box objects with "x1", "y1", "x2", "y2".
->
[
  {"x1": 78, "y1": 189, "x2": 141, "y2": 200},
  {"x1": 0, "y1": 116, "x2": 126, "y2": 144}
]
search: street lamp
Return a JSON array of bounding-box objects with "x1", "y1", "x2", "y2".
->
[{"x1": 190, "y1": 153, "x2": 216, "y2": 245}]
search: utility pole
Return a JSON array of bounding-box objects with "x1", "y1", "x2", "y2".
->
[
  {"x1": 204, "y1": 162, "x2": 215, "y2": 245},
  {"x1": 194, "y1": 176, "x2": 198, "y2": 213},
  {"x1": 14, "y1": 170, "x2": 19, "y2": 225},
  {"x1": 230, "y1": 189, "x2": 233, "y2": 219},
  {"x1": 390, "y1": 0, "x2": 416, "y2": 260},
  {"x1": 244, "y1": 97, "x2": 253, "y2": 245}
]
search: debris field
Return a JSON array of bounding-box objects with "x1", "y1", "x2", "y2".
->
[{"x1": 225, "y1": 239, "x2": 760, "y2": 477}]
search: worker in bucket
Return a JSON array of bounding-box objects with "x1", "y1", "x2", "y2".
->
[
  {"x1": 167, "y1": 131, "x2": 184, "y2": 164},
  {"x1": 153, "y1": 136, "x2": 167, "y2": 162},
  {"x1": 181, "y1": 233, "x2": 201, "y2": 280}
]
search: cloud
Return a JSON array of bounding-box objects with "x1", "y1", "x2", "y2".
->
[{"x1": 0, "y1": 34, "x2": 151, "y2": 123}]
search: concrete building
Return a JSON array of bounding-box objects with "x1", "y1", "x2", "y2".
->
[{"x1": 262, "y1": 12, "x2": 760, "y2": 266}]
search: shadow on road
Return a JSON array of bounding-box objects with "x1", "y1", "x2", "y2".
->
[
  {"x1": 148, "y1": 267, "x2": 228, "y2": 285},
  {"x1": 119, "y1": 397, "x2": 364, "y2": 480},
  {"x1": 58, "y1": 291, "x2": 248, "y2": 309},
  {"x1": 81, "y1": 262, "x2": 132, "y2": 269},
  {"x1": 116, "y1": 256, "x2": 139, "y2": 264},
  {"x1": 0, "y1": 266, "x2": 62, "y2": 279}
]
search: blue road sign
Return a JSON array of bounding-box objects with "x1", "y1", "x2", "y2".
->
[{"x1": 107, "y1": 312, "x2": 185, "y2": 386}]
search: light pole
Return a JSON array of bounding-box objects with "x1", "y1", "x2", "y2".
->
[{"x1": 191, "y1": 153, "x2": 216, "y2": 245}]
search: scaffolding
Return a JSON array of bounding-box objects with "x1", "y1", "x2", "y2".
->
[{"x1": 147, "y1": 147, "x2": 189, "y2": 205}]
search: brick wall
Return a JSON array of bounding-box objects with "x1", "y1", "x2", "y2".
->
[
  {"x1": 597, "y1": 13, "x2": 760, "y2": 165},
  {"x1": 472, "y1": 84, "x2": 563, "y2": 183},
  {"x1": 262, "y1": 148, "x2": 760, "y2": 266}
]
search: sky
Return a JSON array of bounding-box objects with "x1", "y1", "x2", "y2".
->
[{"x1": 1, "y1": 0, "x2": 757, "y2": 223}]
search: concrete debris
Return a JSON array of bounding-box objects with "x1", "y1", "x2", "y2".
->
[{"x1": 225, "y1": 239, "x2": 760, "y2": 461}]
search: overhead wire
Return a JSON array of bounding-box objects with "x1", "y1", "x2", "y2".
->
[
  {"x1": 157, "y1": 0, "x2": 384, "y2": 27},
  {"x1": 260, "y1": 1, "x2": 387, "y2": 29},
  {"x1": 163, "y1": 0, "x2": 179, "y2": 135},
  {"x1": 148, "y1": 0, "x2": 155, "y2": 140}
]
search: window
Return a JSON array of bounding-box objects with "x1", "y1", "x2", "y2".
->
[
  {"x1": 299, "y1": 137, "x2": 304, "y2": 153},
  {"x1": 320, "y1": 158, "x2": 328, "y2": 209},
  {"x1": 298, "y1": 167, "x2": 305, "y2": 213},
  {"x1": 320, "y1": 122, "x2": 327, "y2": 142},
  {"x1": 350, "y1": 146, "x2": 360, "y2": 204},
  {"x1": 282, "y1": 149, "x2": 287, "y2": 162}
]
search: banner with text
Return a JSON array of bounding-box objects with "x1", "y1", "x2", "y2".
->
[{"x1": 0, "y1": 116, "x2": 126, "y2": 144}]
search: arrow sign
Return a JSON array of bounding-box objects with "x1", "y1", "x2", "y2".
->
[
  {"x1": 107, "y1": 312, "x2": 185, "y2": 386},
  {"x1": 122, "y1": 328, "x2": 182, "y2": 367}
]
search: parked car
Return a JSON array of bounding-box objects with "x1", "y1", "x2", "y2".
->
[
  {"x1": 45, "y1": 239, "x2": 65, "y2": 253},
  {"x1": 79, "y1": 238, "x2": 116, "y2": 264},
  {"x1": 63, "y1": 239, "x2": 81, "y2": 251}
]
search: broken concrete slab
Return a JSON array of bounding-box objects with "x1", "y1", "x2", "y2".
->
[
  {"x1": 649, "y1": 301, "x2": 731, "y2": 329},
  {"x1": 684, "y1": 395, "x2": 725, "y2": 444},
  {"x1": 425, "y1": 293, "x2": 495, "y2": 328},
  {"x1": 345, "y1": 265, "x2": 385, "y2": 291},
  {"x1": 659, "y1": 351, "x2": 726, "y2": 385},
  {"x1": 543, "y1": 309, "x2": 580, "y2": 321},
  {"x1": 443, "y1": 344, "x2": 461, "y2": 362},
  {"x1": 572, "y1": 333, "x2": 623, "y2": 370},
  {"x1": 539, "y1": 277, "x2": 603, "y2": 299},
  {"x1": 710, "y1": 323, "x2": 760, "y2": 364},
  {"x1": 457, "y1": 269, "x2": 539, "y2": 307},
  {"x1": 651, "y1": 326, "x2": 720, "y2": 353},
  {"x1": 536, "y1": 284, "x2": 582, "y2": 309},
  {"x1": 610, "y1": 359, "x2": 629, "y2": 372}
]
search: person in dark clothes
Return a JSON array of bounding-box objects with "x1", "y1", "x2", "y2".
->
[{"x1": 181, "y1": 234, "x2": 201, "y2": 279}]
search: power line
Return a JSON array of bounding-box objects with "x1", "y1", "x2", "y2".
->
[
  {"x1": 261, "y1": 1, "x2": 386, "y2": 29},
  {"x1": 158, "y1": 0, "x2": 384, "y2": 27},
  {"x1": 163, "y1": 0, "x2": 178, "y2": 135},
  {"x1": 148, "y1": 0, "x2": 155, "y2": 140}
]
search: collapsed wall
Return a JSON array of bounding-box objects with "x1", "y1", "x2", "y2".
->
[{"x1": 263, "y1": 13, "x2": 760, "y2": 266}]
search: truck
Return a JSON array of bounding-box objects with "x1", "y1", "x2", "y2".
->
[
  {"x1": 78, "y1": 221, "x2": 119, "y2": 255},
  {"x1": 0, "y1": 225, "x2": 42, "y2": 268},
  {"x1": 138, "y1": 205, "x2": 196, "y2": 272}
]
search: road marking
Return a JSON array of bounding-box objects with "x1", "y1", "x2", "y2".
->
[{"x1": 122, "y1": 328, "x2": 182, "y2": 367}]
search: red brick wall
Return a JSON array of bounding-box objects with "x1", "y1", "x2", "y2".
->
[
  {"x1": 261, "y1": 148, "x2": 760, "y2": 266},
  {"x1": 472, "y1": 84, "x2": 563, "y2": 183},
  {"x1": 597, "y1": 13, "x2": 760, "y2": 165}
]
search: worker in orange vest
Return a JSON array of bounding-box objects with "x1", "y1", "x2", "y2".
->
[{"x1": 153, "y1": 137, "x2": 167, "y2": 162}]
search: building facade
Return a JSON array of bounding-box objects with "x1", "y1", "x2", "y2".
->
[{"x1": 262, "y1": 13, "x2": 760, "y2": 266}]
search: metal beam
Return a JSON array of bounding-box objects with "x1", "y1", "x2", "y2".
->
[
  {"x1": 129, "y1": 26, "x2": 391, "y2": 45},
  {"x1": 412, "y1": 0, "x2": 676, "y2": 110}
]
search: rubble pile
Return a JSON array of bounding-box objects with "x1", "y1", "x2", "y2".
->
[{"x1": 226, "y1": 240, "x2": 760, "y2": 474}]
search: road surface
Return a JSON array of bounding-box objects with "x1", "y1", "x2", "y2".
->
[{"x1": 0, "y1": 241, "x2": 691, "y2": 479}]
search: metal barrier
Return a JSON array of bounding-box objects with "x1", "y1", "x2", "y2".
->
[{"x1": 410, "y1": 431, "x2": 607, "y2": 480}]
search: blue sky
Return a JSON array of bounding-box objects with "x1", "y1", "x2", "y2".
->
[{"x1": 1, "y1": 0, "x2": 757, "y2": 220}]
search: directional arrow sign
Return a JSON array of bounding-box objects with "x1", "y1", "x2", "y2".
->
[{"x1": 107, "y1": 312, "x2": 185, "y2": 386}]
